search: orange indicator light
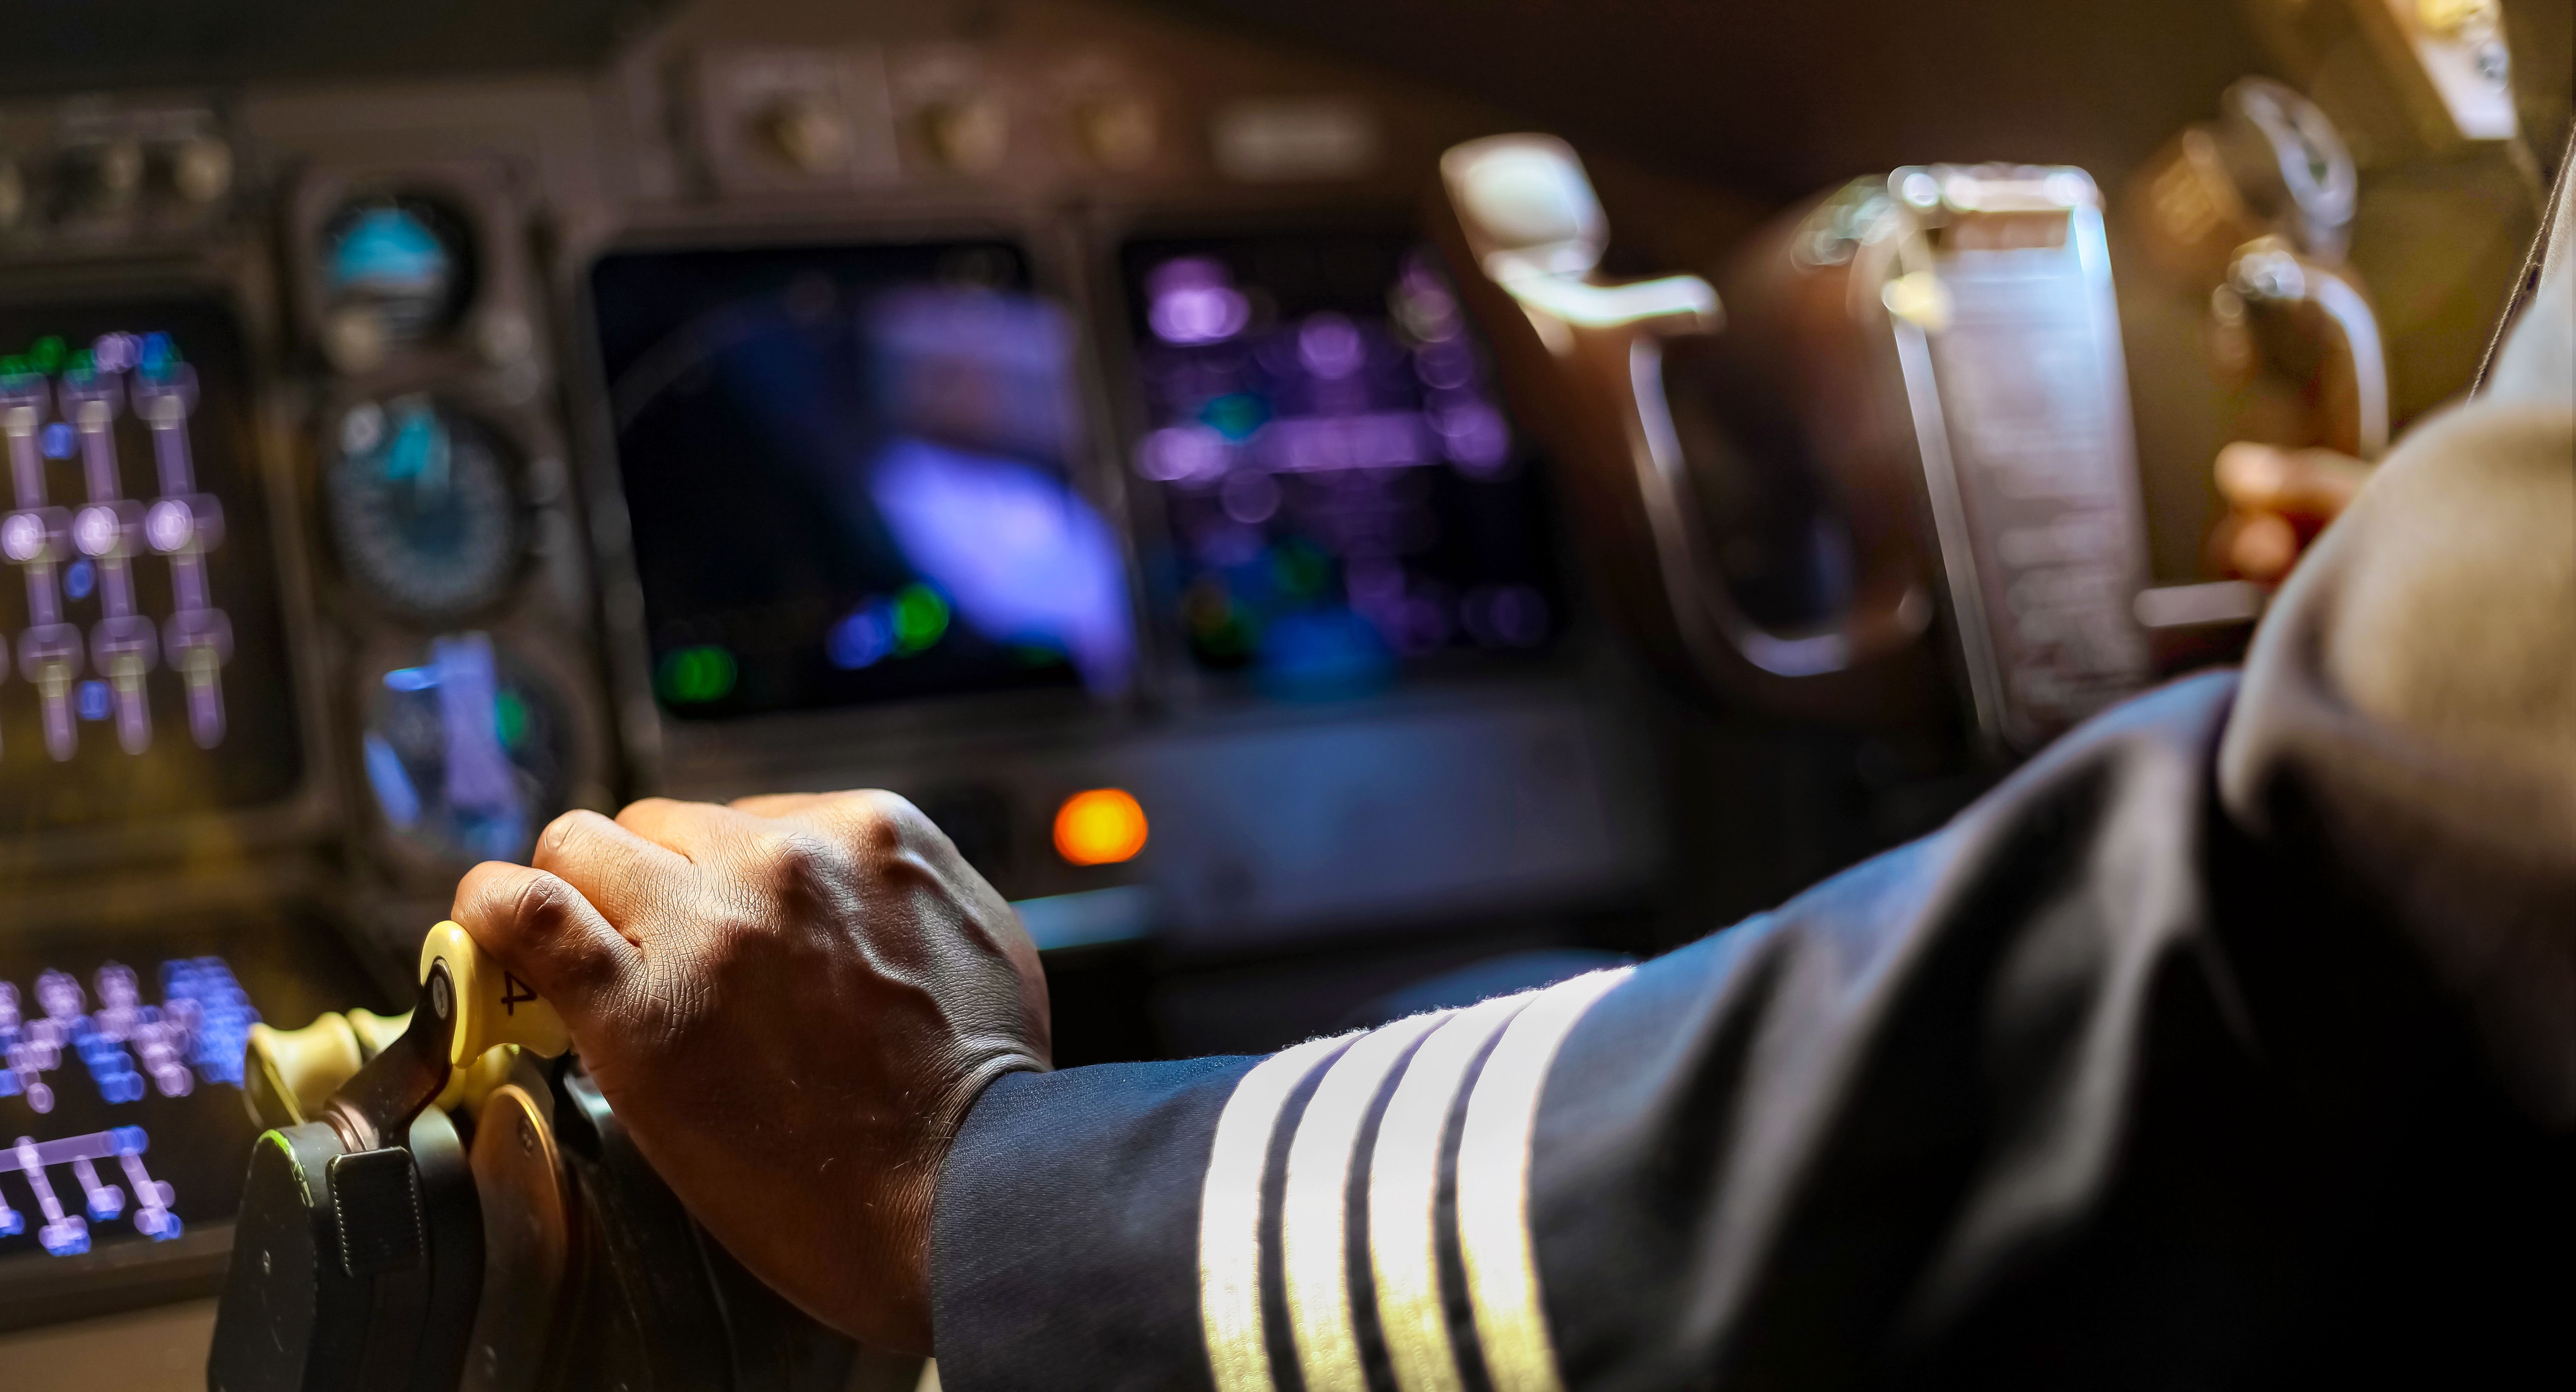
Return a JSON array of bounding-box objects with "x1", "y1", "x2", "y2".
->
[{"x1": 1053, "y1": 788, "x2": 1149, "y2": 866}]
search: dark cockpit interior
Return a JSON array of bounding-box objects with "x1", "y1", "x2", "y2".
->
[{"x1": 0, "y1": 0, "x2": 2563, "y2": 1386}]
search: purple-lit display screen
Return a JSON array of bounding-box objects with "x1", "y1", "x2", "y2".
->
[
  {"x1": 0, "y1": 296, "x2": 301, "y2": 833},
  {"x1": 590, "y1": 243, "x2": 1134, "y2": 719},
  {"x1": 0, "y1": 925, "x2": 381, "y2": 1270},
  {"x1": 1121, "y1": 232, "x2": 1558, "y2": 694}
]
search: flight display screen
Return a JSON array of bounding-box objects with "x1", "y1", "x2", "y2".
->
[
  {"x1": 0, "y1": 296, "x2": 302, "y2": 835},
  {"x1": 590, "y1": 241, "x2": 1134, "y2": 720},
  {"x1": 0, "y1": 918, "x2": 383, "y2": 1271},
  {"x1": 1119, "y1": 231, "x2": 1560, "y2": 696}
]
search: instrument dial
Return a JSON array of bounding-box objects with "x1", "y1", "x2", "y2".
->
[
  {"x1": 326, "y1": 396, "x2": 525, "y2": 621},
  {"x1": 318, "y1": 194, "x2": 476, "y2": 344},
  {"x1": 361, "y1": 631, "x2": 574, "y2": 866}
]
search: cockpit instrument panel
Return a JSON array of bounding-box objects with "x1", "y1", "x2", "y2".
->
[
  {"x1": 0, "y1": 295, "x2": 300, "y2": 835},
  {"x1": 590, "y1": 240, "x2": 1134, "y2": 718}
]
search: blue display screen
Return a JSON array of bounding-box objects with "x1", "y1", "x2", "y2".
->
[
  {"x1": 1119, "y1": 231, "x2": 1560, "y2": 698},
  {"x1": 590, "y1": 242, "x2": 1135, "y2": 718}
]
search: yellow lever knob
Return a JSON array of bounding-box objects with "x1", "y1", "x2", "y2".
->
[
  {"x1": 245, "y1": 1013, "x2": 364, "y2": 1125},
  {"x1": 345, "y1": 1006, "x2": 410, "y2": 1059},
  {"x1": 420, "y1": 920, "x2": 571, "y2": 1067},
  {"x1": 2418, "y1": 0, "x2": 2499, "y2": 35}
]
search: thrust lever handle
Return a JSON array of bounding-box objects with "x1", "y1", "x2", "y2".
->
[{"x1": 418, "y1": 920, "x2": 572, "y2": 1068}]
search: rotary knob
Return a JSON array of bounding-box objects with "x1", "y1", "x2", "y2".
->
[
  {"x1": 91, "y1": 139, "x2": 145, "y2": 210},
  {"x1": 171, "y1": 136, "x2": 234, "y2": 205},
  {"x1": 1074, "y1": 94, "x2": 1158, "y2": 172},
  {"x1": 918, "y1": 96, "x2": 1009, "y2": 174},
  {"x1": 761, "y1": 94, "x2": 851, "y2": 174}
]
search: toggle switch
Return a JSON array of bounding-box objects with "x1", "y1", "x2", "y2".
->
[{"x1": 419, "y1": 920, "x2": 571, "y2": 1067}]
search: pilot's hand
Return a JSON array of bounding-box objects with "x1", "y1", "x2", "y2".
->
[
  {"x1": 451, "y1": 790, "x2": 1051, "y2": 1355},
  {"x1": 2209, "y1": 441, "x2": 2372, "y2": 583}
]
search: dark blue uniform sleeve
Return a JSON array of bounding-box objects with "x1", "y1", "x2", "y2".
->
[{"x1": 929, "y1": 669, "x2": 2576, "y2": 1389}]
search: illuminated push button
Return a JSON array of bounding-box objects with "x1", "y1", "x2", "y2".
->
[
  {"x1": 1053, "y1": 787, "x2": 1149, "y2": 866},
  {"x1": 420, "y1": 920, "x2": 571, "y2": 1068}
]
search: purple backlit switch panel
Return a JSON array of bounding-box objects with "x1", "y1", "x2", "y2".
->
[
  {"x1": 0, "y1": 956, "x2": 255, "y2": 1258},
  {"x1": 0, "y1": 1127, "x2": 179, "y2": 1256},
  {"x1": 0, "y1": 330, "x2": 233, "y2": 761}
]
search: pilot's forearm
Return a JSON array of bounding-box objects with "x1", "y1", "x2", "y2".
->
[{"x1": 929, "y1": 673, "x2": 2267, "y2": 1391}]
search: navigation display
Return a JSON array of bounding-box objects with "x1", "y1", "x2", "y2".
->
[
  {"x1": 590, "y1": 242, "x2": 1134, "y2": 720},
  {"x1": 1119, "y1": 231, "x2": 1560, "y2": 696},
  {"x1": 0, "y1": 296, "x2": 302, "y2": 835}
]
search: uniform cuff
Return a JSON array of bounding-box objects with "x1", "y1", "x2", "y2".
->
[{"x1": 930, "y1": 1056, "x2": 1259, "y2": 1392}]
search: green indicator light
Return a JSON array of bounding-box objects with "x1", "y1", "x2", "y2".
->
[
  {"x1": 892, "y1": 583, "x2": 950, "y2": 654},
  {"x1": 28, "y1": 337, "x2": 63, "y2": 374},
  {"x1": 1199, "y1": 392, "x2": 1270, "y2": 443},
  {"x1": 492, "y1": 690, "x2": 529, "y2": 749},
  {"x1": 65, "y1": 348, "x2": 92, "y2": 376},
  {"x1": 0, "y1": 357, "x2": 25, "y2": 380},
  {"x1": 1271, "y1": 540, "x2": 1330, "y2": 600},
  {"x1": 655, "y1": 645, "x2": 739, "y2": 704}
]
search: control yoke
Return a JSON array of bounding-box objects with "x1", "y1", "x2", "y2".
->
[
  {"x1": 1442, "y1": 137, "x2": 2158, "y2": 749},
  {"x1": 1439, "y1": 137, "x2": 1943, "y2": 727}
]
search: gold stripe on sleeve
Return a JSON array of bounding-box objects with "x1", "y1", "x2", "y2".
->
[
  {"x1": 1200, "y1": 1033, "x2": 1354, "y2": 1392},
  {"x1": 1456, "y1": 968, "x2": 1635, "y2": 1392},
  {"x1": 1282, "y1": 1011, "x2": 1454, "y2": 1392},
  {"x1": 1365, "y1": 992, "x2": 1540, "y2": 1392}
]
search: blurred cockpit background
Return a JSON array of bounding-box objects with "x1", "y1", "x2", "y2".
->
[{"x1": 0, "y1": 0, "x2": 2561, "y2": 1382}]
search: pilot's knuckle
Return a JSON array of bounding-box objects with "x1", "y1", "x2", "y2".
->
[
  {"x1": 539, "y1": 808, "x2": 601, "y2": 855},
  {"x1": 506, "y1": 870, "x2": 579, "y2": 935},
  {"x1": 613, "y1": 797, "x2": 677, "y2": 829},
  {"x1": 753, "y1": 827, "x2": 848, "y2": 886},
  {"x1": 845, "y1": 790, "x2": 922, "y2": 852}
]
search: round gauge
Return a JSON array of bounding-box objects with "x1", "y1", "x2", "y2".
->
[
  {"x1": 361, "y1": 630, "x2": 575, "y2": 866},
  {"x1": 327, "y1": 395, "x2": 525, "y2": 619},
  {"x1": 318, "y1": 194, "x2": 477, "y2": 343}
]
